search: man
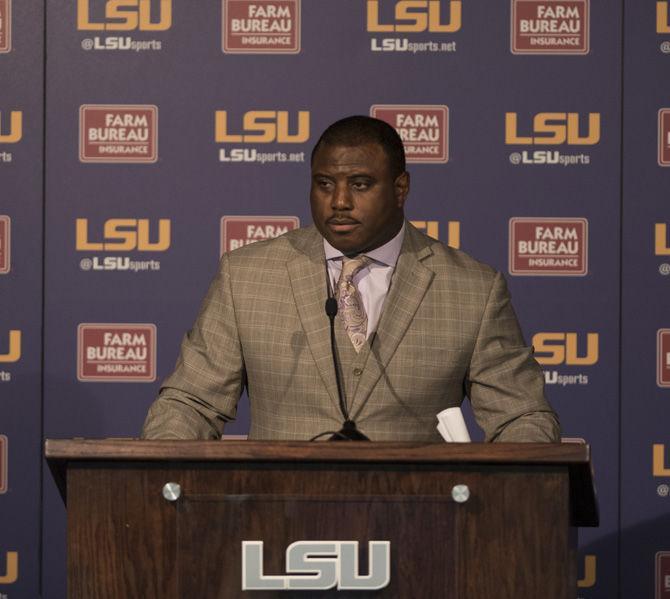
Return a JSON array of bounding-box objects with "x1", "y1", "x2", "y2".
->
[{"x1": 142, "y1": 116, "x2": 559, "y2": 442}]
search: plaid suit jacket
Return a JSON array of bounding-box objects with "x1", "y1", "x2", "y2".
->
[{"x1": 142, "y1": 222, "x2": 559, "y2": 442}]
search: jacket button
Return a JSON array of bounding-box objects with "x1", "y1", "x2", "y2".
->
[{"x1": 353, "y1": 368, "x2": 363, "y2": 376}]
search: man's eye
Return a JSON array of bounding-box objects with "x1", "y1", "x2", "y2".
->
[
  {"x1": 352, "y1": 180, "x2": 371, "y2": 190},
  {"x1": 317, "y1": 179, "x2": 333, "y2": 189}
]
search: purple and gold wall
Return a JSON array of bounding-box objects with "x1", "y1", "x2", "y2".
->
[{"x1": 0, "y1": 1, "x2": 667, "y2": 596}]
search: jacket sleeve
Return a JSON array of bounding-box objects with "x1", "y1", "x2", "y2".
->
[
  {"x1": 465, "y1": 271, "x2": 560, "y2": 442},
  {"x1": 141, "y1": 253, "x2": 245, "y2": 439}
]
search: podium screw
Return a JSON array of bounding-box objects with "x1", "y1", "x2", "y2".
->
[
  {"x1": 451, "y1": 484, "x2": 470, "y2": 503},
  {"x1": 162, "y1": 482, "x2": 182, "y2": 502}
]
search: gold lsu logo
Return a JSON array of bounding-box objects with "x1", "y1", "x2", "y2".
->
[
  {"x1": 0, "y1": 110, "x2": 22, "y2": 143},
  {"x1": 76, "y1": 219, "x2": 171, "y2": 251},
  {"x1": 654, "y1": 444, "x2": 670, "y2": 476},
  {"x1": 0, "y1": 330, "x2": 20, "y2": 363},
  {"x1": 578, "y1": 555, "x2": 596, "y2": 588},
  {"x1": 532, "y1": 333, "x2": 599, "y2": 366},
  {"x1": 411, "y1": 220, "x2": 460, "y2": 249},
  {"x1": 0, "y1": 551, "x2": 18, "y2": 584},
  {"x1": 367, "y1": 0, "x2": 461, "y2": 33},
  {"x1": 215, "y1": 111, "x2": 310, "y2": 144},
  {"x1": 77, "y1": 0, "x2": 172, "y2": 31},
  {"x1": 656, "y1": 223, "x2": 670, "y2": 255},
  {"x1": 658, "y1": 2, "x2": 670, "y2": 33},
  {"x1": 505, "y1": 113, "x2": 601, "y2": 145}
]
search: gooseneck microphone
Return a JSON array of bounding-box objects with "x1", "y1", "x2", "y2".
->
[{"x1": 324, "y1": 296, "x2": 370, "y2": 442}]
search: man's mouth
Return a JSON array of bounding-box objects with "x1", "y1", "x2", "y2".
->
[{"x1": 327, "y1": 218, "x2": 359, "y2": 233}]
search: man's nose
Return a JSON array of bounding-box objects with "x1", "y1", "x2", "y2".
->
[{"x1": 331, "y1": 183, "x2": 352, "y2": 209}]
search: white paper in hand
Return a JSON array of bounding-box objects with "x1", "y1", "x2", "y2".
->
[
  {"x1": 436, "y1": 407, "x2": 471, "y2": 442},
  {"x1": 437, "y1": 420, "x2": 453, "y2": 442}
]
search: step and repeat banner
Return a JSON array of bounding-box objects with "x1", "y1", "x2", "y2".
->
[
  {"x1": 0, "y1": 1, "x2": 44, "y2": 597},
  {"x1": 0, "y1": 1, "x2": 667, "y2": 597},
  {"x1": 621, "y1": 1, "x2": 670, "y2": 597}
]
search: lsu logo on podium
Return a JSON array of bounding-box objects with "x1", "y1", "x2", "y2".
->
[
  {"x1": 76, "y1": 218, "x2": 171, "y2": 252},
  {"x1": 506, "y1": 112, "x2": 600, "y2": 145},
  {"x1": 0, "y1": 330, "x2": 21, "y2": 363},
  {"x1": 532, "y1": 332, "x2": 599, "y2": 366},
  {"x1": 0, "y1": 435, "x2": 6, "y2": 494},
  {"x1": 77, "y1": 323, "x2": 156, "y2": 382},
  {"x1": 242, "y1": 541, "x2": 390, "y2": 591},
  {"x1": 371, "y1": 105, "x2": 449, "y2": 163},
  {"x1": 220, "y1": 216, "x2": 299, "y2": 254},
  {"x1": 0, "y1": 551, "x2": 17, "y2": 584},
  {"x1": 411, "y1": 220, "x2": 460, "y2": 249},
  {"x1": 77, "y1": 0, "x2": 172, "y2": 31},
  {"x1": 222, "y1": 0, "x2": 301, "y2": 54},
  {"x1": 215, "y1": 110, "x2": 310, "y2": 144},
  {"x1": 367, "y1": 0, "x2": 461, "y2": 33},
  {"x1": 0, "y1": 110, "x2": 22, "y2": 144},
  {"x1": 0, "y1": 0, "x2": 11, "y2": 53},
  {"x1": 658, "y1": 329, "x2": 670, "y2": 388},
  {"x1": 0, "y1": 215, "x2": 10, "y2": 274},
  {"x1": 511, "y1": 0, "x2": 589, "y2": 55}
]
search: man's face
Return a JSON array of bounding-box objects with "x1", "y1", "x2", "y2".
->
[{"x1": 310, "y1": 142, "x2": 409, "y2": 255}]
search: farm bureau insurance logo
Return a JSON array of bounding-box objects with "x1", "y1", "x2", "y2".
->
[
  {"x1": 532, "y1": 331, "x2": 598, "y2": 387},
  {"x1": 371, "y1": 105, "x2": 448, "y2": 163},
  {"x1": 509, "y1": 218, "x2": 587, "y2": 276},
  {"x1": 80, "y1": 105, "x2": 158, "y2": 163},
  {"x1": 76, "y1": 217, "x2": 170, "y2": 273},
  {"x1": 0, "y1": 215, "x2": 9, "y2": 274},
  {"x1": 658, "y1": 329, "x2": 670, "y2": 388},
  {"x1": 659, "y1": 109, "x2": 670, "y2": 166},
  {"x1": 0, "y1": 435, "x2": 6, "y2": 494},
  {"x1": 367, "y1": 0, "x2": 460, "y2": 54},
  {"x1": 222, "y1": 0, "x2": 300, "y2": 54},
  {"x1": 220, "y1": 216, "x2": 299, "y2": 254},
  {"x1": 77, "y1": 323, "x2": 156, "y2": 382},
  {"x1": 511, "y1": 0, "x2": 589, "y2": 55},
  {"x1": 658, "y1": 552, "x2": 670, "y2": 598},
  {"x1": 506, "y1": 111, "x2": 600, "y2": 166},
  {"x1": 0, "y1": 0, "x2": 11, "y2": 53},
  {"x1": 77, "y1": 0, "x2": 169, "y2": 52},
  {"x1": 215, "y1": 110, "x2": 309, "y2": 164}
]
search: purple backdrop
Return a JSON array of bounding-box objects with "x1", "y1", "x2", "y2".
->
[{"x1": 0, "y1": 1, "x2": 667, "y2": 597}]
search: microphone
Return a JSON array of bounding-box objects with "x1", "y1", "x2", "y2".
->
[{"x1": 324, "y1": 297, "x2": 370, "y2": 441}]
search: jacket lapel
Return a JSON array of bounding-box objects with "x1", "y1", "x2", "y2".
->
[
  {"x1": 350, "y1": 224, "x2": 435, "y2": 420},
  {"x1": 286, "y1": 227, "x2": 342, "y2": 414}
]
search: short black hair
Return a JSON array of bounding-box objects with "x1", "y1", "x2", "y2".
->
[{"x1": 311, "y1": 115, "x2": 406, "y2": 178}]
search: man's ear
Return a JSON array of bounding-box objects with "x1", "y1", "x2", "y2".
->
[{"x1": 394, "y1": 171, "x2": 410, "y2": 207}]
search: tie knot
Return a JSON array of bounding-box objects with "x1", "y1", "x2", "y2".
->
[{"x1": 341, "y1": 255, "x2": 370, "y2": 280}]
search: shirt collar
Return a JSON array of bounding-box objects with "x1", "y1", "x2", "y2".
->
[{"x1": 323, "y1": 222, "x2": 405, "y2": 267}]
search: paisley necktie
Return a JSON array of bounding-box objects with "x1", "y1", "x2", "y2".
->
[{"x1": 336, "y1": 255, "x2": 371, "y2": 353}]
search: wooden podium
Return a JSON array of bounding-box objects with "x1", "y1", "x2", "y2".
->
[{"x1": 45, "y1": 440, "x2": 597, "y2": 598}]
